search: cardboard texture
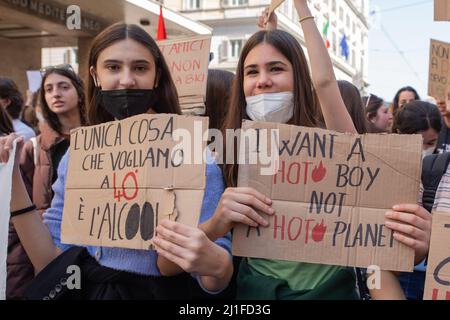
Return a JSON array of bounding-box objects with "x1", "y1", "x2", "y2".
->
[
  {"x1": 0, "y1": 143, "x2": 16, "y2": 300},
  {"x1": 265, "y1": 0, "x2": 285, "y2": 23},
  {"x1": 435, "y1": 0, "x2": 450, "y2": 21},
  {"x1": 233, "y1": 121, "x2": 421, "y2": 272},
  {"x1": 158, "y1": 35, "x2": 212, "y2": 115},
  {"x1": 62, "y1": 114, "x2": 208, "y2": 250},
  {"x1": 424, "y1": 211, "x2": 450, "y2": 300},
  {"x1": 429, "y1": 39, "x2": 450, "y2": 101}
]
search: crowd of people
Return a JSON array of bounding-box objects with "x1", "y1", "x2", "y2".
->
[{"x1": 0, "y1": 0, "x2": 447, "y2": 300}]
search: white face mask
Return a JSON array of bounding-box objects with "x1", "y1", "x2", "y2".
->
[
  {"x1": 422, "y1": 147, "x2": 434, "y2": 159},
  {"x1": 246, "y1": 92, "x2": 294, "y2": 123}
]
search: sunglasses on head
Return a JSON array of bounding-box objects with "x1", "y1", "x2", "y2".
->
[{"x1": 40, "y1": 64, "x2": 75, "y2": 77}]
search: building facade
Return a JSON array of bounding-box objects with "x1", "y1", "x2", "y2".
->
[
  {"x1": 163, "y1": 0, "x2": 370, "y2": 90},
  {"x1": 0, "y1": 0, "x2": 211, "y2": 93}
]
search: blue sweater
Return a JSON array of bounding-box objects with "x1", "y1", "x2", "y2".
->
[{"x1": 43, "y1": 150, "x2": 231, "y2": 276}]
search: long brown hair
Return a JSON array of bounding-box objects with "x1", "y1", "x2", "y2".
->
[
  {"x1": 0, "y1": 77, "x2": 24, "y2": 120},
  {"x1": 222, "y1": 30, "x2": 322, "y2": 187},
  {"x1": 40, "y1": 68, "x2": 87, "y2": 134},
  {"x1": 362, "y1": 94, "x2": 386, "y2": 133},
  {"x1": 0, "y1": 104, "x2": 13, "y2": 135},
  {"x1": 337, "y1": 80, "x2": 367, "y2": 134},
  {"x1": 87, "y1": 23, "x2": 181, "y2": 125}
]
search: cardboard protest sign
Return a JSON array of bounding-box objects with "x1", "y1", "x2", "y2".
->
[
  {"x1": 233, "y1": 121, "x2": 422, "y2": 272},
  {"x1": 0, "y1": 143, "x2": 16, "y2": 300},
  {"x1": 158, "y1": 35, "x2": 212, "y2": 115},
  {"x1": 435, "y1": 0, "x2": 450, "y2": 21},
  {"x1": 265, "y1": 0, "x2": 285, "y2": 23},
  {"x1": 62, "y1": 114, "x2": 209, "y2": 250},
  {"x1": 424, "y1": 211, "x2": 450, "y2": 300},
  {"x1": 429, "y1": 39, "x2": 450, "y2": 101}
]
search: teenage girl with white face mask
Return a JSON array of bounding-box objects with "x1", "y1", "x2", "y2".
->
[{"x1": 201, "y1": 0, "x2": 432, "y2": 299}]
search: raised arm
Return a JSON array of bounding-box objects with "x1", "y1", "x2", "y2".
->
[
  {"x1": 294, "y1": 0, "x2": 356, "y2": 133},
  {"x1": 1, "y1": 134, "x2": 61, "y2": 274}
]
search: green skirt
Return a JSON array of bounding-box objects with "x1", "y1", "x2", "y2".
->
[{"x1": 237, "y1": 258, "x2": 360, "y2": 300}]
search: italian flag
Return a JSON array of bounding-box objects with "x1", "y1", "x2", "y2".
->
[{"x1": 323, "y1": 20, "x2": 330, "y2": 49}]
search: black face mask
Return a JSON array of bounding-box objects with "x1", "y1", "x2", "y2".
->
[{"x1": 100, "y1": 89, "x2": 157, "y2": 120}]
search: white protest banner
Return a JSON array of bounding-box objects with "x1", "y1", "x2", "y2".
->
[
  {"x1": 424, "y1": 211, "x2": 450, "y2": 300},
  {"x1": 61, "y1": 114, "x2": 209, "y2": 250},
  {"x1": 233, "y1": 121, "x2": 422, "y2": 272},
  {"x1": 0, "y1": 143, "x2": 16, "y2": 300},
  {"x1": 26, "y1": 71, "x2": 42, "y2": 93}
]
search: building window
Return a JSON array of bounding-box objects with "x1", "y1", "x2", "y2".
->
[
  {"x1": 230, "y1": 39, "x2": 244, "y2": 59},
  {"x1": 185, "y1": 0, "x2": 201, "y2": 10},
  {"x1": 223, "y1": 0, "x2": 248, "y2": 7}
]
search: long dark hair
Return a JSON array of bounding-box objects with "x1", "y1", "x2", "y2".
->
[
  {"x1": 337, "y1": 80, "x2": 367, "y2": 134},
  {"x1": 392, "y1": 86, "x2": 420, "y2": 115},
  {"x1": 87, "y1": 23, "x2": 181, "y2": 125},
  {"x1": 362, "y1": 94, "x2": 386, "y2": 133},
  {"x1": 0, "y1": 77, "x2": 24, "y2": 120},
  {"x1": 0, "y1": 104, "x2": 13, "y2": 135},
  {"x1": 222, "y1": 30, "x2": 322, "y2": 187},
  {"x1": 205, "y1": 69, "x2": 235, "y2": 131},
  {"x1": 40, "y1": 68, "x2": 87, "y2": 134},
  {"x1": 392, "y1": 101, "x2": 441, "y2": 134}
]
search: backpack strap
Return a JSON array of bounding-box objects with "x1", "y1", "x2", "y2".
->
[{"x1": 421, "y1": 152, "x2": 450, "y2": 213}]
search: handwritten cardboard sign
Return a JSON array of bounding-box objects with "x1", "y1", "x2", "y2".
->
[
  {"x1": 233, "y1": 121, "x2": 422, "y2": 272},
  {"x1": 429, "y1": 39, "x2": 450, "y2": 101},
  {"x1": 62, "y1": 114, "x2": 209, "y2": 250},
  {"x1": 424, "y1": 211, "x2": 450, "y2": 300},
  {"x1": 158, "y1": 35, "x2": 212, "y2": 114},
  {"x1": 435, "y1": 0, "x2": 450, "y2": 21},
  {"x1": 0, "y1": 143, "x2": 16, "y2": 300}
]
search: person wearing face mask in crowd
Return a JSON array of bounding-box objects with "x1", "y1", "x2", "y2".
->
[
  {"x1": 0, "y1": 78, "x2": 36, "y2": 143},
  {"x1": 0, "y1": 23, "x2": 233, "y2": 300},
  {"x1": 363, "y1": 94, "x2": 393, "y2": 133},
  {"x1": 392, "y1": 101, "x2": 442, "y2": 159},
  {"x1": 391, "y1": 86, "x2": 421, "y2": 116},
  {"x1": 6, "y1": 65, "x2": 86, "y2": 300},
  {"x1": 199, "y1": 0, "x2": 431, "y2": 300}
]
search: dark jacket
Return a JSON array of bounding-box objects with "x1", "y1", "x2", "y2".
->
[{"x1": 7, "y1": 122, "x2": 68, "y2": 300}]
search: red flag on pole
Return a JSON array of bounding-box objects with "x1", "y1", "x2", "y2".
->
[{"x1": 157, "y1": 5, "x2": 167, "y2": 40}]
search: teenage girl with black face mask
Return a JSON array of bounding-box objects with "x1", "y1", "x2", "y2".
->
[{"x1": 0, "y1": 23, "x2": 233, "y2": 299}]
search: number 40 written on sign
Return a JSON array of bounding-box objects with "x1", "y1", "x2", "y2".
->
[{"x1": 113, "y1": 171, "x2": 139, "y2": 202}]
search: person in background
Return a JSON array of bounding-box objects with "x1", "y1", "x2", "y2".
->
[
  {"x1": 363, "y1": 94, "x2": 393, "y2": 133},
  {"x1": 0, "y1": 101, "x2": 14, "y2": 136},
  {"x1": 205, "y1": 69, "x2": 235, "y2": 133},
  {"x1": 337, "y1": 80, "x2": 368, "y2": 134},
  {"x1": 6, "y1": 65, "x2": 87, "y2": 300},
  {"x1": 391, "y1": 86, "x2": 421, "y2": 116},
  {"x1": 0, "y1": 77, "x2": 36, "y2": 142},
  {"x1": 435, "y1": 93, "x2": 450, "y2": 153},
  {"x1": 392, "y1": 101, "x2": 442, "y2": 157},
  {"x1": 22, "y1": 89, "x2": 42, "y2": 134}
]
